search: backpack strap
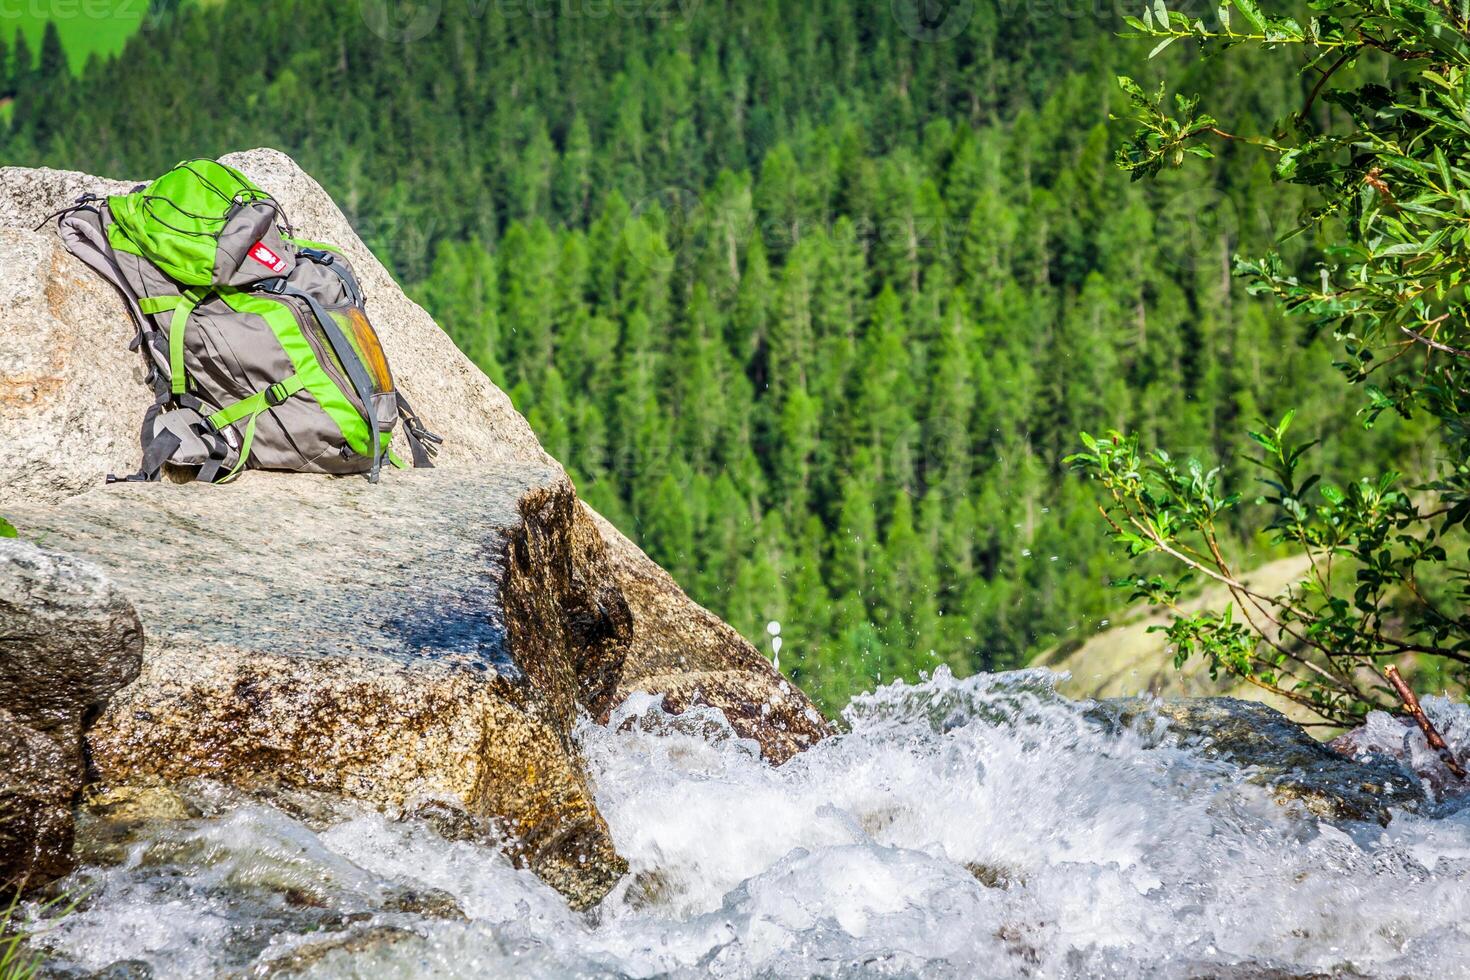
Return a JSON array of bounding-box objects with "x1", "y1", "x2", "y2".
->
[
  {"x1": 298, "y1": 247, "x2": 364, "y2": 307},
  {"x1": 48, "y1": 203, "x2": 200, "y2": 484},
  {"x1": 206, "y1": 375, "x2": 305, "y2": 483},
  {"x1": 297, "y1": 250, "x2": 444, "y2": 469},
  {"x1": 139, "y1": 288, "x2": 212, "y2": 396},
  {"x1": 53, "y1": 200, "x2": 170, "y2": 385},
  {"x1": 105, "y1": 397, "x2": 182, "y2": 484},
  {"x1": 105, "y1": 393, "x2": 230, "y2": 484},
  {"x1": 394, "y1": 391, "x2": 442, "y2": 468},
  {"x1": 33, "y1": 196, "x2": 102, "y2": 233}
]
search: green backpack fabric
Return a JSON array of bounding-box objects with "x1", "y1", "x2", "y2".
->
[{"x1": 47, "y1": 158, "x2": 441, "y2": 484}]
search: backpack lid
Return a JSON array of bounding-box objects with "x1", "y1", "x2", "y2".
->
[{"x1": 108, "y1": 159, "x2": 297, "y2": 288}]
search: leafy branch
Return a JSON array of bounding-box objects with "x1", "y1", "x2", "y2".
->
[
  {"x1": 1070, "y1": 415, "x2": 1469, "y2": 724},
  {"x1": 1088, "y1": 0, "x2": 1470, "y2": 724}
]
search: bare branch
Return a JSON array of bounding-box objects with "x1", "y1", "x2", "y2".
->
[{"x1": 1385, "y1": 665, "x2": 1466, "y2": 778}]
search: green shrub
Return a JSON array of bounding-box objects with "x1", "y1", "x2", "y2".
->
[{"x1": 1072, "y1": 0, "x2": 1470, "y2": 725}]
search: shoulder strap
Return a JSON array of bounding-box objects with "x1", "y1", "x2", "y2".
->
[
  {"x1": 50, "y1": 195, "x2": 246, "y2": 487},
  {"x1": 299, "y1": 247, "x2": 364, "y2": 307},
  {"x1": 51, "y1": 201, "x2": 189, "y2": 485},
  {"x1": 54, "y1": 202, "x2": 168, "y2": 378},
  {"x1": 139, "y1": 288, "x2": 211, "y2": 396}
]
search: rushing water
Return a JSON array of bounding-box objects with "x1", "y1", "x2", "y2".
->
[{"x1": 26, "y1": 668, "x2": 1470, "y2": 978}]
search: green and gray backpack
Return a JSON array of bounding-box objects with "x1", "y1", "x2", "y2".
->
[{"x1": 45, "y1": 158, "x2": 440, "y2": 484}]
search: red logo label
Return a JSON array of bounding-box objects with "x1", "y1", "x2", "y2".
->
[{"x1": 248, "y1": 241, "x2": 289, "y2": 274}]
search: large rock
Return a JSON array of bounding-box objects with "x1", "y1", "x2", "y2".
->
[
  {"x1": 1090, "y1": 696, "x2": 1424, "y2": 825},
  {"x1": 590, "y1": 510, "x2": 829, "y2": 762},
  {"x1": 5, "y1": 469, "x2": 631, "y2": 908},
  {"x1": 0, "y1": 151, "x2": 831, "y2": 904},
  {"x1": 0, "y1": 153, "x2": 542, "y2": 495},
  {"x1": 0, "y1": 539, "x2": 142, "y2": 892}
]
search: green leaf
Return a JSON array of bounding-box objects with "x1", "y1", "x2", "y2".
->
[
  {"x1": 0, "y1": 518, "x2": 15, "y2": 539},
  {"x1": 1233, "y1": 0, "x2": 1266, "y2": 33},
  {"x1": 1435, "y1": 145, "x2": 1453, "y2": 190},
  {"x1": 1116, "y1": 75, "x2": 1146, "y2": 100},
  {"x1": 1150, "y1": 35, "x2": 1180, "y2": 58}
]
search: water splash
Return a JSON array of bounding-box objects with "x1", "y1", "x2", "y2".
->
[
  {"x1": 1334, "y1": 695, "x2": 1470, "y2": 807},
  {"x1": 27, "y1": 668, "x2": 1470, "y2": 977}
]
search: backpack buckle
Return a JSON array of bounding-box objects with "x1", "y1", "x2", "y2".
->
[
  {"x1": 265, "y1": 382, "x2": 292, "y2": 407},
  {"x1": 257, "y1": 277, "x2": 288, "y2": 295}
]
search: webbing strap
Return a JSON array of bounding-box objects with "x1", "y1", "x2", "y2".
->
[
  {"x1": 106, "y1": 396, "x2": 179, "y2": 484},
  {"x1": 167, "y1": 287, "x2": 209, "y2": 395},
  {"x1": 206, "y1": 374, "x2": 304, "y2": 429},
  {"x1": 218, "y1": 409, "x2": 263, "y2": 485},
  {"x1": 395, "y1": 390, "x2": 442, "y2": 468},
  {"x1": 299, "y1": 248, "x2": 364, "y2": 307},
  {"x1": 208, "y1": 374, "x2": 305, "y2": 483},
  {"x1": 138, "y1": 295, "x2": 180, "y2": 314}
]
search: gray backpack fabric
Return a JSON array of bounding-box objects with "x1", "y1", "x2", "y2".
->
[{"x1": 43, "y1": 158, "x2": 441, "y2": 485}]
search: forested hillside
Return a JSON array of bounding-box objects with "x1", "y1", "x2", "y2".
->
[{"x1": 1, "y1": 0, "x2": 1419, "y2": 708}]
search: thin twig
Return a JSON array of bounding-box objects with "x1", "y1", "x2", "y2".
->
[
  {"x1": 1400, "y1": 322, "x2": 1470, "y2": 358},
  {"x1": 1385, "y1": 664, "x2": 1466, "y2": 778},
  {"x1": 1300, "y1": 48, "x2": 1358, "y2": 122}
]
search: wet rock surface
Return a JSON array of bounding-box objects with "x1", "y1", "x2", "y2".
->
[
  {"x1": 1090, "y1": 696, "x2": 1425, "y2": 824},
  {"x1": 588, "y1": 510, "x2": 833, "y2": 763},
  {"x1": 1330, "y1": 699, "x2": 1470, "y2": 804},
  {"x1": 253, "y1": 925, "x2": 423, "y2": 978},
  {"x1": 0, "y1": 539, "x2": 142, "y2": 892},
  {"x1": 20, "y1": 668, "x2": 1470, "y2": 977}
]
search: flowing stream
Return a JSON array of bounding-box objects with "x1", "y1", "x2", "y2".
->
[{"x1": 27, "y1": 669, "x2": 1470, "y2": 978}]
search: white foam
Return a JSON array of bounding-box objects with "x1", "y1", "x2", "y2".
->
[{"x1": 27, "y1": 668, "x2": 1470, "y2": 978}]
